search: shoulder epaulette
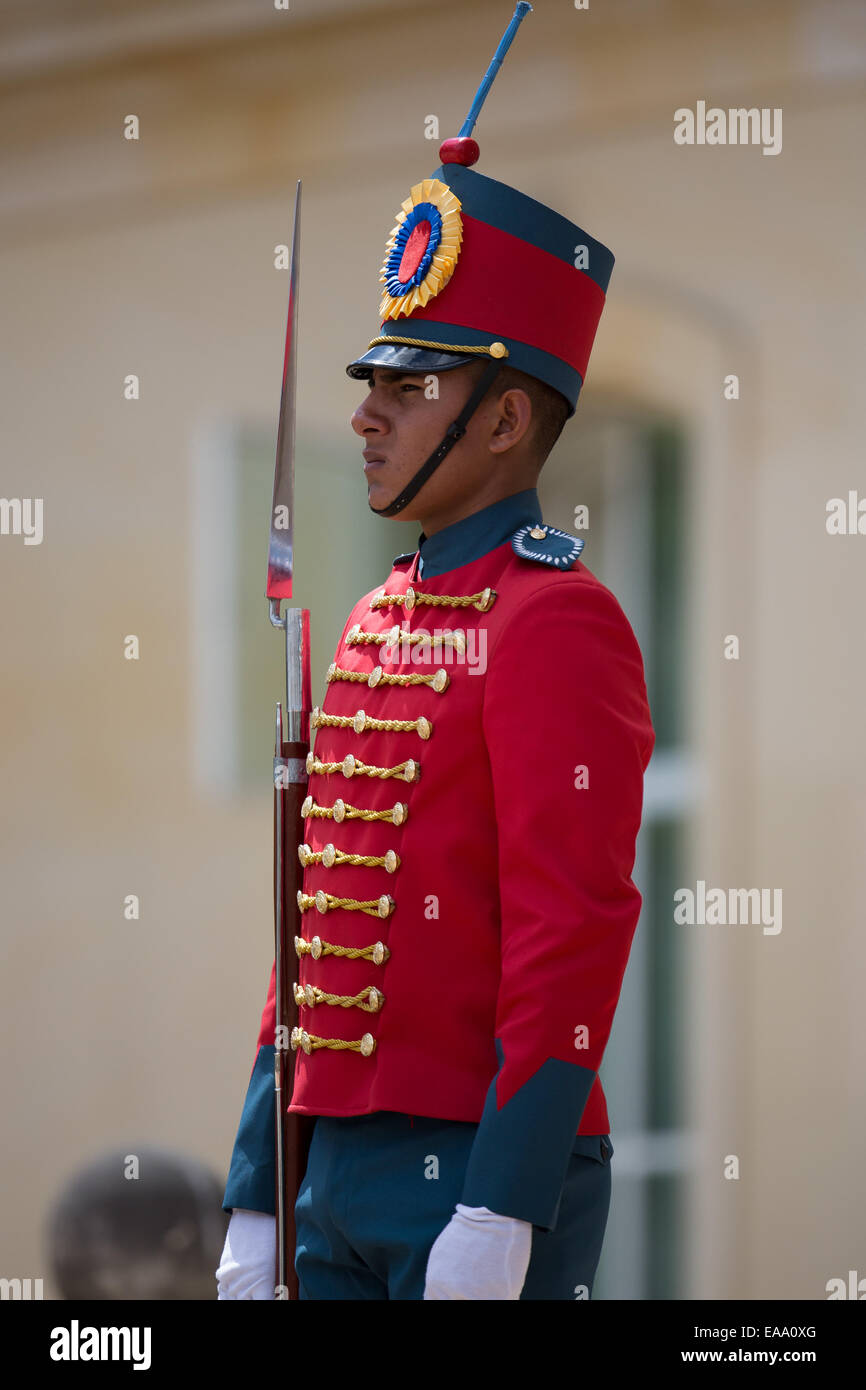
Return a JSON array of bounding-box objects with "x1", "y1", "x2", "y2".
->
[
  {"x1": 391, "y1": 551, "x2": 417, "y2": 567},
  {"x1": 511, "y1": 522, "x2": 584, "y2": 570}
]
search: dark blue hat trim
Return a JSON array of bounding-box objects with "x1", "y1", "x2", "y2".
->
[
  {"x1": 367, "y1": 319, "x2": 582, "y2": 416},
  {"x1": 434, "y1": 164, "x2": 615, "y2": 295}
]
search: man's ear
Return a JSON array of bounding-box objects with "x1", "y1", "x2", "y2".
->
[{"x1": 488, "y1": 387, "x2": 533, "y2": 455}]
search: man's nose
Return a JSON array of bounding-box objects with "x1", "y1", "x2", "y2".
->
[{"x1": 350, "y1": 392, "x2": 389, "y2": 438}]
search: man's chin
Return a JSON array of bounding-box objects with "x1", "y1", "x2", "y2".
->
[
  {"x1": 365, "y1": 476, "x2": 401, "y2": 515},
  {"x1": 365, "y1": 467, "x2": 427, "y2": 521}
]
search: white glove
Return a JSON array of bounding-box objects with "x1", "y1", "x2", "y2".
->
[
  {"x1": 423, "y1": 1203, "x2": 533, "y2": 1300},
  {"x1": 216, "y1": 1208, "x2": 277, "y2": 1300}
]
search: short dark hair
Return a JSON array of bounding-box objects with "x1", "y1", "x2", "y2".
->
[{"x1": 472, "y1": 360, "x2": 570, "y2": 463}]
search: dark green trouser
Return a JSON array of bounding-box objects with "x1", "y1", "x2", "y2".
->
[{"x1": 295, "y1": 1111, "x2": 612, "y2": 1300}]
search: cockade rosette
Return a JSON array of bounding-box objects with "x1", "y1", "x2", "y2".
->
[{"x1": 378, "y1": 178, "x2": 463, "y2": 321}]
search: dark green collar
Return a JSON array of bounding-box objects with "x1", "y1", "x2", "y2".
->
[{"x1": 405, "y1": 489, "x2": 543, "y2": 579}]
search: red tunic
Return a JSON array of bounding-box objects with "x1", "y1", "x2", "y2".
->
[{"x1": 251, "y1": 538, "x2": 653, "y2": 1151}]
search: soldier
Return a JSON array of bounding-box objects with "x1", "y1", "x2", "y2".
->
[{"x1": 218, "y1": 10, "x2": 654, "y2": 1302}]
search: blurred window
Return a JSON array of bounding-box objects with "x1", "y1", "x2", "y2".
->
[{"x1": 540, "y1": 407, "x2": 696, "y2": 1300}]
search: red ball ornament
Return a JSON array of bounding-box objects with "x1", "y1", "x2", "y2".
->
[{"x1": 439, "y1": 137, "x2": 480, "y2": 167}]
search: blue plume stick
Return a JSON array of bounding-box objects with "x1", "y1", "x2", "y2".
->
[{"x1": 458, "y1": 3, "x2": 533, "y2": 138}]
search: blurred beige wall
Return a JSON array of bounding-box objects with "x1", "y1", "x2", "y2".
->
[{"x1": 1, "y1": 0, "x2": 864, "y2": 1298}]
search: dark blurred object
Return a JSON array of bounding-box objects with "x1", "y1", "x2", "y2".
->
[{"x1": 46, "y1": 1147, "x2": 228, "y2": 1299}]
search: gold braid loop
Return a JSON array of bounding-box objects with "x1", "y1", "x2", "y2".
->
[
  {"x1": 311, "y1": 708, "x2": 432, "y2": 741},
  {"x1": 306, "y1": 751, "x2": 420, "y2": 784},
  {"x1": 323, "y1": 665, "x2": 368, "y2": 685},
  {"x1": 299, "y1": 843, "x2": 400, "y2": 873},
  {"x1": 328, "y1": 663, "x2": 449, "y2": 693},
  {"x1": 369, "y1": 585, "x2": 496, "y2": 613},
  {"x1": 297, "y1": 889, "x2": 395, "y2": 920},
  {"x1": 301, "y1": 795, "x2": 408, "y2": 826},
  {"x1": 291, "y1": 1027, "x2": 377, "y2": 1057},
  {"x1": 294, "y1": 981, "x2": 385, "y2": 1013},
  {"x1": 294, "y1": 933, "x2": 390, "y2": 964},
  {"x1": 347, "y1": 624, "x2": 467, "y2": 654}
]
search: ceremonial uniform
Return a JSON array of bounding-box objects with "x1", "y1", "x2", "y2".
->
[
  {"x1": 221, "y1": 3, "x2": 654, "y2": 1300},
  {"x1": 223, "y1": 488, "x2": 654, "y2": 1296}
]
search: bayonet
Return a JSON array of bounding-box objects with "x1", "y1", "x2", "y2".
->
[
  {"x1": 268, "y1": 180, "x2": 301, "y2": 621},
  {"x1": 267, "y1": 178, "x2": 313, "y2": 1299}
]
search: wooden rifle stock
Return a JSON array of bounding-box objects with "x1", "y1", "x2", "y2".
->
[{"x1": 273, "y1": 721, "x2": 315, "y2": 1299}]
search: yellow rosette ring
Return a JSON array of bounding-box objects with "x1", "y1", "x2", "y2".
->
[{"x1": 378, "y1": 178, "x2": 463, "y2": 321}]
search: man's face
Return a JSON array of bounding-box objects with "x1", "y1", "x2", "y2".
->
[{"x1": 350, "y1": 364, "x2": 485, "y2": 520}]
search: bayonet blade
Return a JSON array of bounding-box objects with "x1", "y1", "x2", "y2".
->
[{"x1": 267, "y1": 179, "x2": 301, "y2": 605}]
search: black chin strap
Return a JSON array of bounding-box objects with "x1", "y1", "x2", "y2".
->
[{"x1": 369, "y1": 358, "x2": 505, "y2": 518}]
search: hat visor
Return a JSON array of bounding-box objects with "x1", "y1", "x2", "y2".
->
[{"x1": 346, "y1": 342, "x2": 477, "y2": 380}]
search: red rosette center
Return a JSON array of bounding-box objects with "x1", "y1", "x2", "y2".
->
[{"x1": 397, "y1": 220, "x2": 432, "y2": 282}]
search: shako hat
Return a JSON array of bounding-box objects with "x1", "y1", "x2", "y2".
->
[
  {"x1": 346, "y1": 2, "x2": 614, "y2": 420},
  {"x1": 347, "y1": 3, "x2": 615, "y2": 518}
]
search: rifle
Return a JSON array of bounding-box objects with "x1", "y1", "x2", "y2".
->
[{"x1": 266, "y1": 180, "x2": 314, "y2": 1299}]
